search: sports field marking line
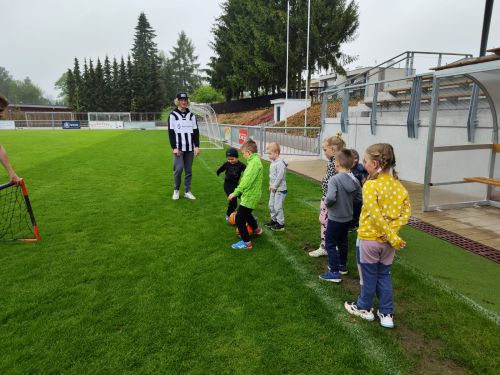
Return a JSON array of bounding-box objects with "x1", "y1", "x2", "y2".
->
[
  {"x1": 397, "y1": 257, "x2": 500, "y2": 326},
  {"x1": 196, "y1": 155, "x2": 403, "y2": 373}
]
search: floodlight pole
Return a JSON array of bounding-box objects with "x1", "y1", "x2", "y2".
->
[
  {"x1": 304, "y1": 0, "x2": 311, "y2": 135},
  {"x1": 480, "y1": 0, "x2": 494, "y2": 56},
  {"x1": 285, "y1": 0, "x2": 290, "y2": 132}
]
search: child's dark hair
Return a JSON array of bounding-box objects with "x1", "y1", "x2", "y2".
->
[
  {"x1": 336, "y1": 149, "x2": 354, "y2": 169},
  {"x1": 0, "y1": 95, "x2": 9, "y2": 112},
  {"x1": 351, "y1": 149, "x2": 360, "y2": 162},
  {"x1": 365, "y1": 143, "x2": 399, "y2": 180},
  {"x1": 241, "y1": 139, "x2": 258, "y2": 154}
]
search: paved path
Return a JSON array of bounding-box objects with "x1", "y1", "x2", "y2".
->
[{"x1": 284, "y1": 158, "x2": 500, "y2": 252}]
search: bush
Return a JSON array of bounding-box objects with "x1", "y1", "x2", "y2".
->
[{"x1": 190, "y1": 85, "x2": 225, "y2": 104}]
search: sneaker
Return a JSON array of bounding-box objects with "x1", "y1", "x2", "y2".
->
[
  {"x1": 253, "y1": 227, "x2": 263, "y2": 235},
  {"x1": 184, "y1": 191, "x2": 196, "y2": 200},
  {"x1": 271, "y1": 223, "x2": 285, "y2": 231},
  {"x1": 172, "y1": 190, "x2": 180, "y2": 200},
  {"x1": 339, "y1": 265, "x2": 348, "y2": 275},
  {"x1": 264, "y1": 220, "x2": 277, "y2": 228},
  {"x1": 344, "y1": 302, "x2": 375, "y2": 321},
  {"x1": 309, "y1": 246, "x2": 327, "y2": 257},
  {"x1": 231, "y1": 240, "x2": 252, "y2": 249},
  {"x1": 377, "y1": 310, "x2": 394, "y2": 328},
  {"x1": 319, "y1": 271, "x2": 342, "y2": 283}
]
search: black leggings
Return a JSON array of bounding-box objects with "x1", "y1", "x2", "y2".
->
[
  {"x1": 224, "y1": 182, "x2": 238, "y2": 216},
  {"x1": 235, "y1": 205, "x2": 258, "y2": 242}
]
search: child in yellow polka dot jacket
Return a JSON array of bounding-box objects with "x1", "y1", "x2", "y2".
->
[{"x1": 345, "y1": 143, "x2": 411, "y2": 329}]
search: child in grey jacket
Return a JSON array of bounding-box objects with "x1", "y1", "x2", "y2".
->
[
  {"x1": 266, "y1": 142, "x2": 287, "y2": 231},
  {"x1": 320, "y1": 149, "x2": 362, "y2": 283}
]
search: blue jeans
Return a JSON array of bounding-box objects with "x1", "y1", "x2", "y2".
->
[
  {"x1": 355, "y1": 239, "x2": 395, "y2": 314},
  {"x1": 325, "y1": 219, "x2": 350, "y2": 273}
]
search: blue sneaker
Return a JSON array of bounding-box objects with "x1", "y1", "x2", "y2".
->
[
  {"x1": 231, "y1": 240, "x2": 253, "y2": 249},
  {"x1": 319, "y1": 271, "x2": 342, "y2": 283}
]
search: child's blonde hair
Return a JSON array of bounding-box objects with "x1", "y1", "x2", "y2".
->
[
  {"x1": 336, "y1": 149, "x2": 354, "y2": 169},
  {"x1": 323, "y1": 132, "x2": 345, "y2": 151},
  {"x1": 241, "y1": 139, "x2": 258, "y2": 154},
  {"x1": 266, "y1": 142, "x2": 280, "y2": 154},
  {"x1": 174, "y1": 98, "x2": 190, "y2": 107},
  {"x1": 365, "y1": 143, "x2": 399, "y2": 180}
]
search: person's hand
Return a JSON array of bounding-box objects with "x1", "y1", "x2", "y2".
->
[
  {"x1": 173, "y1": 148, "x2": 180, "y2": 156},
  {"x1": 399, "y1": 241, "x2": 407, "y2": 249},
  {"x1": 228, "y1": 193, "x2": 235, "y2": 201},
  {"x1": 9, "y1": 173, "x2": 20, "y2": 184},
  {"x1": 194, "y1": 147, "x2": 200, "y2": 156},
  {"x1": 270, "y1": 188, "x2": 276, "y2": 193}
]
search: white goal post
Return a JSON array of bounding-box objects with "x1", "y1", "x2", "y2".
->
[{"x1": 190, "y1": 103, "x2": 223, "y2": 150}]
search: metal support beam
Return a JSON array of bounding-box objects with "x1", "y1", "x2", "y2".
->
[
  {"x1": 407, "y1": 76, "x2": 422, "y2": 138},
  {"x1": 423, "y1": 77, "x2": 440, "y2": 211},
  {"x1": 370, "y1": 83, "x2": 378, "y2": 135},
  {"x1": 467, "y1": 85, "x2": 480, "y2": 142},
  {"x1": 340, "y1": 88, "x2": 349, "y2": 133}
]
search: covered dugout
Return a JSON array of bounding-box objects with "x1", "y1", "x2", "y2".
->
[{"x1": 424, "y1": 54, "x2": 500, "y2": 211}]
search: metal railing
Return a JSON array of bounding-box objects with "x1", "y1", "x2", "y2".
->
[{"x1": 219, "y1": 124, "x2": 321, "y2": 156}]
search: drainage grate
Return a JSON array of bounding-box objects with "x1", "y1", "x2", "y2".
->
[{"x1": 408, "y1": 217, "x2": 500, "y2": 264}]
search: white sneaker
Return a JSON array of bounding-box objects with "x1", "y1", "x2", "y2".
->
[
  {"x1": 344, "y1": 302, "x2": 375, "y2": 321},
  {"x1": 377, "y1": 310, "x2": 394, "y2": 328},
  {"x1": 172, "y1": 190, "x2": 180, "y2": 200},
  {"x1": 184, "y1": 191, "x2": 196, "y2": 200},
  {"x1": 309, "y1": 246, "x2": 327, "y2": 257}
]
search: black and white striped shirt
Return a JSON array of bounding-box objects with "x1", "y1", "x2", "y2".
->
[{"x1": 168, "y1": 108, "x2": 200, "y2": 151}]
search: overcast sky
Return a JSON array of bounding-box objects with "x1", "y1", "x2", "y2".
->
[{"x1": 2, "y1": 0, "x2": 499, "y2": 100}]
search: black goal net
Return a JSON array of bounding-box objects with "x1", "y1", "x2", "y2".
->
[{"x1": 0, "y1": 179, "x2": 40, "y2": 242}]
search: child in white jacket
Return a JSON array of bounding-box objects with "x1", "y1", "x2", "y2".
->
[{"x1": 265, "y1": 142, "x2": 287, "y2": 231}]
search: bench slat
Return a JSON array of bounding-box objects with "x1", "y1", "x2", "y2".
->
[{"x1": 464, "y1": 177, "x2": 500, "y2": 187}]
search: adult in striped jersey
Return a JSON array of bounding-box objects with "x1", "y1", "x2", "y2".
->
[{"x1": 168, "y1": 92, "x2": 200, "y2": 200}]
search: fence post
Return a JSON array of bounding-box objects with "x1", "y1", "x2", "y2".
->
[{"x1": 259, "y1": 125, "x2": 263, "y2": 156}]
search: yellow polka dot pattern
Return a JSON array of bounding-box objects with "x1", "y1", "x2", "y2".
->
[{"x1": 357, "y1": 174, "x2": 411, "y2": 250}]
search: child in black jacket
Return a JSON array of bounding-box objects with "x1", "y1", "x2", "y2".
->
[{"x1": 216, "y1": 147, "x2": 246, "y2": 220}]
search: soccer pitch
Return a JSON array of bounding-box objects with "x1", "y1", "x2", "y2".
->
[{"x1": 0, "y1": 130, "x2": 499, "y2": 374}]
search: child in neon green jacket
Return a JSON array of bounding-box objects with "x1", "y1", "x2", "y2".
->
[{"x1": 228, "y1": 139, "x2": 264, "y2": 249}]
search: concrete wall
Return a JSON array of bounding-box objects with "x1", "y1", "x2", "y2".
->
[{"x1": 271, "y1": 99, "x2": 311, "y2": 122}]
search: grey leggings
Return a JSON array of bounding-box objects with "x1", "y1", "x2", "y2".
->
[{"x1": 173, "y1": 151, "x2": 194, "y2": 192}]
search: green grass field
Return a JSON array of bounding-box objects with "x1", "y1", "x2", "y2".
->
[{"x1": 0, "y1": 130, "x2": 499, "y2": 374}]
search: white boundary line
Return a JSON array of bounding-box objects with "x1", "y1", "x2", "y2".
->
[
  {"x1": 196, "y1": 154, "x2": 403, "y2": 372},
  {"x1": 396, "y1": 258, "x2": 500, "y2": 325}
]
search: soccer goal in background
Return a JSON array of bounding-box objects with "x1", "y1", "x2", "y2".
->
[
  {"x1": 190, "y1": 103, "x2": 224, "y2": 150},
  {"x1": 0, "y1": 179, "x2": 40, "y2": 242}
]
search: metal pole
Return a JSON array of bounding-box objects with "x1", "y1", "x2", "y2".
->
[
  {"x1": 480, "y1": 0, "x2": 494, "y2": 56},
  {"x1": 304, "y1": 0, "x2": 311, "y2": 133},
  {"x1": 285, "y1": 1, "x2": 290, "y2": 131}
]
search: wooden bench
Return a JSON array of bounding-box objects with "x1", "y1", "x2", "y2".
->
[
  {"x1": 463, "y1": 144, "x2": 500, "y2": 187},
  {"x1": 464, "y1": 177, "x2": 500, "y2": 187}
]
